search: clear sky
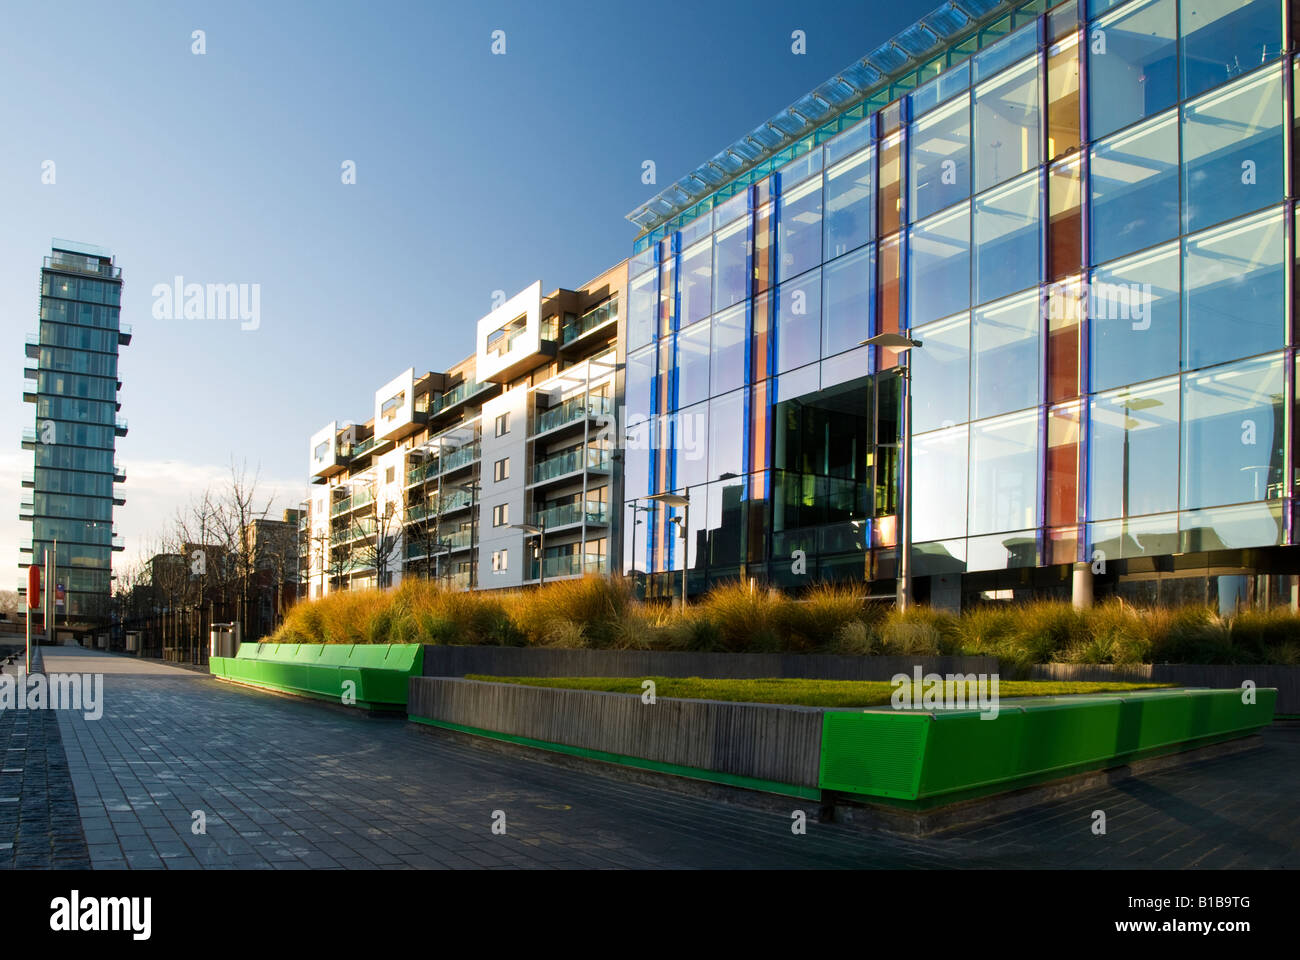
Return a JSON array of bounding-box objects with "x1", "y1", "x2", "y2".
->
[{"x1": 0, "y1": 0, "x2": 937, "y2": 576}]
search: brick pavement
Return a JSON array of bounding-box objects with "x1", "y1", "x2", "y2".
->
[{"x1": 11, "y1": 646, "x2": 1299, "y2": 869}]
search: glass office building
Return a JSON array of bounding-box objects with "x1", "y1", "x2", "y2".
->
[
  {"x1": 623, "y1": 0, "x2": 1296, "y2": 609},
  {"x1": 21, "y1": 241, "x2": 130, "y2": 620}
]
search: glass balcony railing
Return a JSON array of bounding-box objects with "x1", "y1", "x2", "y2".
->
[
  {"x1": 438, "y1": 489, "x2": 474, "y2": 513},
  {"x1": 528, "y1": 553, "x2": 607, "y2": 580},
  {"x1": 438, "y1": 442, "x2": 480, "y2": 475},
  {"x1": 560, "y1": 298, "x2": 618, "y2": 345},
  {"x1": 21, "y1": 427, "x2": 37, "y2": 444},
  {"x1": 349, "y1": 436, "x2": 378, "y2": 459},
  {"x1": 532, "y1": 447, "x2": 611, "y2": 484},
  {"x1": 44, "y1": 252, "x2": 121, "y2": 279},
  {"x1": 533, "y1": 500, "x2": 609, "y2": 529},
  {"x1": 431, "y1": 379, "x2": 487, "y2": 416},
  {"x1": 533, "y1": 395, "x2": 612, "y2": 435},
  {"x1": 407, "y1": 461, "x2": 436, "y2": 486},
  {"x1": 114, "y1": 416, "x2": 128, "y2": 433}
]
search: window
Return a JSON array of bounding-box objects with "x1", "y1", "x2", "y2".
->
[
  {"x1": 973, "y1": 173, "x2": 1040, "y2": 305},
  {"x1": 777, "y1": 166, "x2": 823, "y2": 282},
  {"x1": 675, "y1": 403, "x2": 709, "y2": 489},
  {"x1": 909, "y1": 203, "x2": 970, "y2": 327},
  {"x1": 679, "y1": 237, "x2": 712, "y2": 327},
  {"x1": 380, "y1": 391, "x2": 405, "y2": 422},
  {"x1": 1181, "y1": 354, "x2": 1285, "y2": 509},
  {"x1": 1180, "y1": 0, "x2": 1281, "y2": 100},
  {"x1": 1088, "y1": 0, "x2": 1177, "y2": 139},
  {"x1": 628, "y1": 267, "x2": 657, "y2": 350},
  {"x1": 313, "y1": 440, "x2": 330, "y2": 462},
  {"x1": 1089, "y1": 111, "x2": 1180, "y2": 264},
  {"x1": 973, "y1": 56, "x2": 1040, "y2": 193},
  {"x1": 912, "y1": 313, "x2": 970, "y2": 433},
  {"x1": 1089, "y1": 378, "x2": 1180, "y2": 520},
  {"x1": 1090, "y1": 241, "x2": 1180, "y2": 390},
  {"x1": 775, "y1": 268, "x2": 821, "y2": 374},
  {"x1": 676, "y1": 320, "x2": 711, "y2": 409},
  {"x1": 821, "y1": 244, "x2": 874, "y2": 358},
  {"x1": 493, "y1": 458, "x2": 510, "y2": 482},
  {"x1": 708, "y1": 389, "x2": 745, "y2": 481},
  {"x1": 710, "y1": 304, "x2": 747, "y2": 397},
  {"x1": 913, "y1": 425, "x2": 969, "y2": 542},
  {"x1": 909, "y1": 93, "x2": 971, "y2": 222},
  {"x1": 824, "y1": 146, "x2": 875, "y2": 259},
  {"x1": 492, "y1": 503, "x2": 509, "y2": 526},
  {"x1": 1183, "y1": 209, "x2": 1284, "y2": 370},
  {"x1": 968, "y1": 409, "x2": 1040, "y2": 536},
  {"x1": 385, "y1": 466, "x2": 394, "y2": 484},
  {"x1": 1181, "y1": 67, "x2": 1284, "y2": 235},
  {"x1": 495, "y1": 412, "x2": 510, "y2": 437},
  {"x1": 972, "y1": 291, "x2": 1040, "y2": 419},
  {"x1": 713, "y1": 216, "x2": 750, "y2": 312},
  {"x1": 492, "y1": 549, "x2": 508, "y2": 573}
]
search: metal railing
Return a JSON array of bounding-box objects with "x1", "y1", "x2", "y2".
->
[
  {"x1": 529, "y1": 553, "x2": 607, "y2": 580},
  {"x1": 533, "y1": 394, "x2": 612, "y2": 435},
  {"x1": 532, "y1": 447, "x2": 611, "y2": 483},
  {"x1": 532, "y1": 500, "x2": 609, "y2": 529}
]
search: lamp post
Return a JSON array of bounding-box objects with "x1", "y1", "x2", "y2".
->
[
  {"x1": 862, "y1": 332, "x2": 923, "y2": 613},
  {"x1": 511, "y1": 519, "x2": 547, "y2": 585},
  {"x1": 646, "y1": 492, "x2": 690, "y2": 609},
  {"x1": 626, "y1": 500, "x2": 652, "y2": 592}
]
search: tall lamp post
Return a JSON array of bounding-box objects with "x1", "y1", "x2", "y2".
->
[
  {"x1": 646, "y1": 492, "x2": 690, "y2": 609},
  {"x1": 511, "y1": 519, "x2": 546, "y2": 585},
  {"x1": 862, "y1": 332, "x2": 923, "y2": 613}
]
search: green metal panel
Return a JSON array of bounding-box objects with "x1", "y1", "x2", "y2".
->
[
  {"x1": 820, "y1": 688, "x2": 1276, "y2": 805},
  {"x1": 210, "y1": 643, "x2": 423, "y2": 709}
]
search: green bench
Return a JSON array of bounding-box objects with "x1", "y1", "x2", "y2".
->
[
  {"x1": 210, "y1": 643, "x2": 423, "y2": 710},
  {"x1": 819, "y1": 687, "x2": 1276, "y2": 807}
]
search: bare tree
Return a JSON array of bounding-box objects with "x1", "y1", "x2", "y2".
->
[{"x1": 356, "y1": 493, "x2": 402, "y2": 589}]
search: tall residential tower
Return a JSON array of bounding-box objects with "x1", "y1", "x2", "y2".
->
[{"x1": 21, "y1": 240, "x2": 129, "y2": 621}]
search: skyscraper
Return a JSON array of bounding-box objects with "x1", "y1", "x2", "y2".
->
[{"x1": 21, "y1": 240, "x2": 129, "y2": 622}]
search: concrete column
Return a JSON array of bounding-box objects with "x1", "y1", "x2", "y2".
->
[{"x1": 1071, "y1": 562, "x2": 1094, "y2": 610}]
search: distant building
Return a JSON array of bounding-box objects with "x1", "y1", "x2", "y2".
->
[{"x1": 20, "y1": 241, "x2": 130, "y2": 621}]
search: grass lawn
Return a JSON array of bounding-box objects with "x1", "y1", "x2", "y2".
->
[{"x1": 464, "y1": 675, "x2": 1176, "y2": 708}]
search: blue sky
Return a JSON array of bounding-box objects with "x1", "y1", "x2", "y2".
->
[{"x1": 0, "y1": 0, "x2": 936, "y2": 572}]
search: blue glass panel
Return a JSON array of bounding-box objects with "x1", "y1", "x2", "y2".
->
[
  {"x1": 1090, "y1": 241, "x2": 1180, "y2": 391},
  {"x1": 973, "y1": 173, "x2": 1040, "y2": 306},
  {"x1": 1180, "y1": 0, "x2": 1282, "y2": 100},
  {"x1": 1089, "y1": 111, "x2": 1180, "y2": 264},
  {"x1": 1087, "y1": 0, "x2": 1177, "y2": 140},
  {"x1": 822, "y1": 245, "x2": 874, "y2": 358},
  {"x1": 910, "y1": 203, "x2": 971, "y2": 327},
  {"x1": 776, "y1": 268, "x2": 822, "y2": 373},
  {"x1": 1089, "y1": 377, "x2": 1180, "y2": 520}
]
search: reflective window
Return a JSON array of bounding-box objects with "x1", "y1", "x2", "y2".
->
[
  {"x1": 824, "y1": 147, "x2": 874, "y2": 260},
  {"x1": 675, "y1": 321, "x2": 711, "y2": 410},
  {"x1": 1181, "y1": 67, "x2": 1284, "y2": 234},
  {"x1": 678, "y1": 237, "x2": 712, "y2": 328},
  {"x1": 1180, "y1": 0, "x2": 1282, "y2": 100},
  {"x1": 1089, "y1": 111, "x2": 1180, "y2": 264},
  {"x1": 675, "y1": 402, "x2": 709, "y2": 490},
  {"x1": 710, "y1": 304, "x2": 748, "y2": 397},
  {"x1": 821, "y1": 245, "x2": 873, "y2": 358},
  {"x1": 968, "y1": 409, "x2": 1040, "y2": 535},
  {"x1": 973, "y1": 173, "x2": 1040, "y2": 305},
  {"x1": 1089, "y1": 378, "x2": 1180, "y2": 520},
  {"x1": 713, "y1": 216, "x2": 750, "y2": 312},
  {"x1": 1183, "y1": 209, "x2": 1284, "y2": 369},
  {"x1": 974, "y1": 57, "x2": 1040, "y2": 192},
  {"x1": 909, "y1": 203, "x2": 971, "y2": 327},
  {"x1": 627, "y1": 268, "x2": 657, "y2": 351},
  {"x1": 1088, "y1": 0, "x2": 1177, "y2": 140},
  {"x1": 909, "y1": 94, "x2": 971, "y2": 222},
  {"x1": 972, "y1": 290, "x2": 1040, "y2": 419},
  {"x1": 778, "y1": 174, "x2": 823, "y2": 283},
  {"x1": 1090, "y1": 241, "x2": 1180, "y2": 390},
  {"x1": 776, "y1": 269, "x2": 822, "y2": 374},
  {"x1": 1181, "y1": 354, "x2": 1284, "y2": 509},
  {"x1": 912, "y1": 313, "x2": 970, "y2": 433},
  {"x1": 708, "y1": 389, "x2": 746, "y2": 481},
  {"x1": 913, "y1": 425, "x2": 969, "y2": 542},
  {"x1": 626, "y1": 345, "x2": 656, "y2": 419}
]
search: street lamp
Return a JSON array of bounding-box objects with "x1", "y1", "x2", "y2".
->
[
  {"x1": 646, "y1": 492, "x2": 690, "y2": 609},
  {"x1": 862, "y1": 332, "x2": 923, "y2": 613},
  {"x1": 510, "y1": 519, "x2": 546, "y2": 585}
]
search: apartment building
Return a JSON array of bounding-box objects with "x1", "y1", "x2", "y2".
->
[
  {"x1": 622, "y1": 0, "x2": 1300, "y2": 611},
  {"x1": 20, "y1": 240, "x2": 130, "y2": 621},
  {"x1": 304, "y1": 264, "x2": 625, "y2": 596}
]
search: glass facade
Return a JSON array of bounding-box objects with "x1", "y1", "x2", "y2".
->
[
  {"x1": 25, "y1": 246, "x2": 128, "y2": 619},
  {"x1": 624, "y1": 0, "x2": 1297, "y2": 605}
]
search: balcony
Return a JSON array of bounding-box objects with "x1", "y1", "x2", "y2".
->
[
  {"x1": 25, "y1": 334, "x2": 39, "y2": 359},
  {"x1": 559, "y1": 298, "x2": 619, "y2": 348},
  {"x1": 438, "y1": 442, "x2": 480, "y2": 475},
  {"x1": 21, "y1": 471, "x2": 34, "y2": 488},
  {"x1": 112, "y1": 536, "x2": 125, "y2": 551},
  {"x1": 533, "y1": 394, "x2": 612, "y2": 436},
  {"x1": 528, "y1": 553, "x2": 607, "y2": 581},
  {"x1": 407, "y1": 461, "x2": 437, "y2": 486},
  {"x1": 533, "y1": 500, "x2": 609, "y2": 530},
  {"x1": 18, "y1": 501, "x2": 33, "y2": 521},
  {"x1": 114, "y1": 416, "x2": 128, "y2": 437},
  {"x1": 113, "y1": 461, "x2": 126, "y2": 482},
  {"x1": 348, "y1": 435, "x2": 378, "y2": 460},
  {"x1": 19, "y1": 539, "x2": 32, "y2": 553},
  {"x1": 330, "y1": 486, "x2": 375, "y2": 517},
  {"x1": 431, "y1": 379, "x2": 491, "y2": 417},
  {"x1": 531, "y1": 447, "x2": 611, "y2": 485},
  {"x1": 21, "y1": 427, "x2": 37, "y2": 449},
  {"x1": 118, "y1": 323, "x2": 132, "y2": 345},
  {"x1": 44, "y1": 251, "x2": 121, "y2": 279}
]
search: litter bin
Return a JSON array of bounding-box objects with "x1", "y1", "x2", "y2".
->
[{"x1": 209, "y1": 622, "x2": 241, "y2": 659}]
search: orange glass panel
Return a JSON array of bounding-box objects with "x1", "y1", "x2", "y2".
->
[
  {"x1": 1047, "y1": 35, "x2": 1080, "y2": 161},
  {"x1": 1047, "y1": 402, "x2": 1081, "y2": 527},
  {"x1": 878, "y1": 131, "x2": 902, "y2": 237},
  {"x1": 876, "y1": 236, "x2": 902, "y2": 372},
  {"x1": 753, "y1": 201, "x2": 775, "y2": 296},
  {"x1": 752, "y1": 291, "x2": 773, "y2": 383},
  {"x1": 1046, "y1": 275, "x2": 1082, "y2": 402}
]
